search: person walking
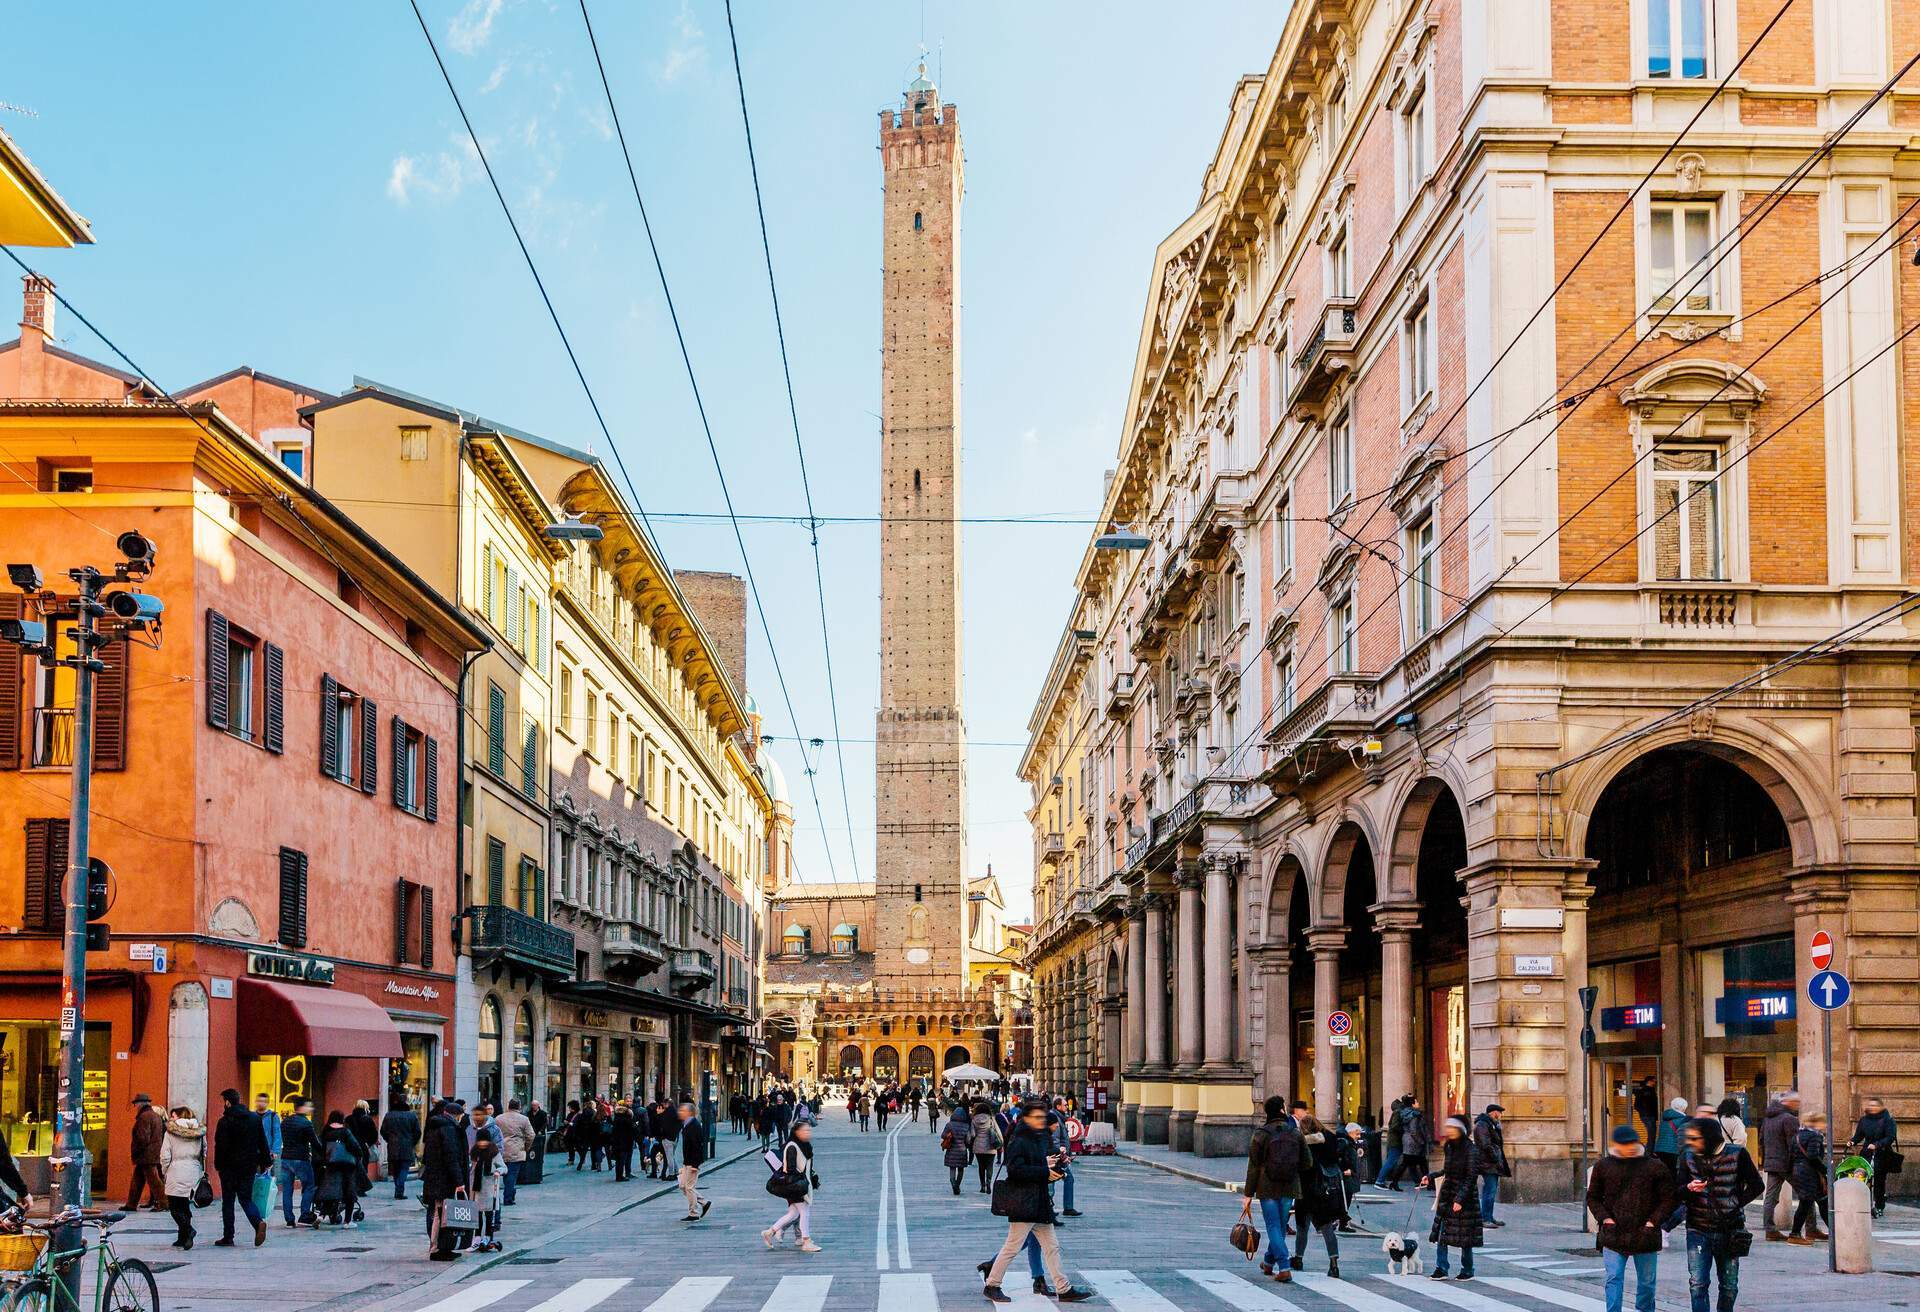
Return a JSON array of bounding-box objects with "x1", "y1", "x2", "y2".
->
[
  {"x1": 1786, "y1": 1112, "x2": 1830, "y2": 1244},
  {"x1": 943, "y1": 1102, "x2": 975, "y2": 1195},
  {"x1": 1655, "y1": 1097, "x2": 1689, "y2": 1172},
  {"x1": 1338, "y1": 1123, "x2": 1364, "y2": 1228},
  {"x1": 528, "y1": 1101, "x2": 549, "y2": 1176},
  {"x1": 211, "y1": 1088, "x2": 270, "y2": 1248},
  {"x1": 1714, "y1": 1099, "x2": 1747, "y2": 1153},
  {"x1": 910, "y1": 1085, "x2": 923, "y2": 1122},
  {"x1": 1375, "y1": 1096, "x2": 1405, "y2": 1189},
  {"x1": 126, "y1": 1093, "x2": 167, "y2": 1211},
  {"x1": 278, "y1": 1099, "x2": 320, "y2": 1226},
  {"x1": 980, "y1": 1099, "x2": 1091, "y2": 1303},
  {"x1": 847, "y1": 1089, "x2": 859, "y2": 1124},
  {"x1": 772, "y1": 1091, "x2": 794, "y2": 1146},
  {"x1": 1633, "y1": 1078, "x2": 1660, "y2": 1146},
  {"x1": 762, "y1": 1120, "x2": 823, "y2": 1252},
  {"x1": 857, "y1": 1088, "x2": 873, "y2": 1133},
  {"x1": 496, "y1": 1099, "x2": 534, "y2": 1203},
  {"x1": 1242, "y1": 1095, "x2": 1304, "y2": 1282},
  {"x1": 562, "y1": 1099, "x2": 583, "y2": 1167},
  {"x1": 1759, "y1": 1090, "x2": 1800, "y2": 1241},
  {"x1": 1472, "y1": 1103, "x2": 1512, "y2": 1228},
  {"x1": 469, "y1": 1116, "x2": 504, "y2": 1253},
  {"x1": 876, "y1": 1089, "x2": 892, "y2": 1133},
  {"x1": 159, "y1": 1105, "x2": 206, "y2": 1251},
  {"x1": 609, "y1": 1100, "x2": 637, "y2": 1182},
  {"x1": 381, "y1": 1097, "x2": 421, "y2": 1201},
  {"x1": 317, "y1": 1110, "x2": 366, "y2": 1228},
  {"x1": 755, "y1": 1095, "x2": 775, "y2": 1149},
  {"x1": 1850, "y1": 1096, "x2": 1899, "y2": 1219},
  {"x1": 1399, "y1": 1095, "x2": 1432, "y2": 1188},
  {"x1": 677, "y1": 1100, "x2": 712, "y2": 1221},
  {"x1": 654, "y1": 1098, "x2": 681, "y2": 1176},
  {"x1": 420, "y1": 1099, "x2": 471, "y2": 1262},
  {"x1": 969, "y1": 1098, "x2": 1004, "y2": 1194},
  {"x1": 1587, "y1": 1124, "x2": 1677, "y2": 1312},
  {"x1": 254, "y1": 1093, "x2": 282, "y2": 1209},
  {"x1": 1422, "y1": 1115, "x2": 1482, "y2": 1281},
  {"x1": 1293, "y1": 1114, "x2": 1345, "y2": 1278},
  {"x1": 1680, "y1": 1116, "x2": 1762, "y2": 1312},
  {"x1": 346, "y1": 1100, "x2": 379, "y2": 1178}
]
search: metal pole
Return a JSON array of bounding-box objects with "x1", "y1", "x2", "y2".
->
[
  {"x1": 1579, "y1": 1055, "x2": 1590, "y2": 1233},
  {"x1": 54, "y1": 567, "x2": 103, "y2": 1311},
  {"x1": 1825, "y1": 1006, "x2": 1836, "y2": 1274}
]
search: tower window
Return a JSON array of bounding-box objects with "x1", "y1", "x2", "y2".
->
[
  {"x1": 913, "y1": 470, "x2": 921, "y2": 493},
  {"x1": 914, "y1": 211, "x2": 923, "y2": 232},
  {"x1": 914, "y1": 883, "x2": 923, "y2": 903}
]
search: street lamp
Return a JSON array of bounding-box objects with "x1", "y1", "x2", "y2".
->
[
  {"x1": 1092, "y1": 523, "x2": 1150, "y2": 551},
  {"x1": 543, "y1": 515, "x2": 604, "y2": 542}
]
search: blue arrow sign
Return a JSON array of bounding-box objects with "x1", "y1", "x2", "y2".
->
[{"x1": 1807, "y1": 969, "x2": 1851, "y2": 1011}]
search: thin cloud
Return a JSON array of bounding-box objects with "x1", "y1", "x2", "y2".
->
[
  {"x1": 386, "y1": 134, "x2": 480, "y2": 205},
  {"x1": 478, "y1": 59, "x2": 511, "y2": 95},
  {"x1": 447, "y1": 0, "x2": 504, "y2": 56},
  {"x1": 657, "y1": 0, "x2": 707, "y2": 85}
]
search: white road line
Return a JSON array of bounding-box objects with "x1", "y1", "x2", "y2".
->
[
  {"x1": 999, "y1": 1286, "x2": 1058, "y2": 1312},
  {"x1": 524, "y1": 1280, "x2": 633, "y2": 1312},
  {"x1": 410, "y1": 1281, "x2": 531, "y2": 1312},
  {"x1": 875, "y1": 1122, "x2": 893, "y2": 1271},
  {"x1": 1292, "y1": 1272, "x2": 1419, "y2": 1312},
  {"x1": 1526, "y1": 1263, "x2": 1595, "y2": 1273},
  {"x1": 1373, "y1": 1273, "x2": 1534, "y2": 1312},
  {"x1": 1180, "y1": 1267, "x2": 1305, "y2": 1308},
  {"x1": 877, "y1": 1272, "x2": 939, "y2": 1311},
  {"x1": 1084, "y1": 1269, "x2": 1187, "y2": 1311},
  {"x1": 641, "y1": 1277, "x2": 732, "y2": 1312},
  {"x1": 1881, "y1": 1237, "x2": 1920, "y2": 1246},
  {"x1": 1483, "y1": 1277, "x2": 1608, "y2": 1312},
  {"x1": 892, "y1": 1117, "x2": 912, "y2": 1268},
  {"x1": 759, "y1": 1275, "x2": 834, "y2": 1312},
  {"x1": 1478, "y1": 1252, "x2": 1549, "y2": 1262}
]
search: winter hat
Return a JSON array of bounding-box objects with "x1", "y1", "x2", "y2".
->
[
  {"x1": 1345, "y1": 1123, "x2": 1363, "y2": 1135},
  {"x1": 1670, "y1": 1097, "x2": 1689, "y2": 1114},
  {"x1": 1611, "y1": 1125, "x2": 1641, "y2": 1145}
]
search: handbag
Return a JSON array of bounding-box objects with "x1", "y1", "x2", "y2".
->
[
  {"x1": 191, "y1": 1173, "x2": 213, "y2": 1209},
  {"x1": 1882, "y1": 1147, "x2": 1904, "y2": 1176},
  {"x1": 437, "y1": 1196, "x2": 480, "y2": 1232},
  {"x1": 1229, "y1": 1221, "x2": 1261, "y2": 1260},
  {"x1": 764, "y1": 1171, "x2": 808, "y2": 1202},
  {"x1": 325, "y1": 1138, "x2": 357, "y2": 1168}
]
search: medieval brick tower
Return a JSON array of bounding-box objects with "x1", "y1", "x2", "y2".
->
[{"x1": 874, "y1": 65, "x2": 969, "y2": 986}]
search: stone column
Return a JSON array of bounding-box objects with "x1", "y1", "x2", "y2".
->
[
  {"x1": 1122, "y1": 909, "x2": 1147, "y2": 1139},
  {"x1": 1373, "y1": 903, "x2": 1422, "y2": 1108},
  {"x1": 1176, "y1": 868, "x2": 1205, "y2": 1071},
  {"x1": 1250, "y1": 944, "x2": 1292, "y2": 1101},
  {"x1": 1139, "y1": 896, "x2": 1173, "y2": 1144},
  {"x1": 1308, "y1": 927, "x2": 1347, "y2": 1125},
  {"x1": 1202, "y1": 860, "x2": 1236, "y2": 1071}
]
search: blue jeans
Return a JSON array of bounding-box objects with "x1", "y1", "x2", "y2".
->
[
  {"x1": 390, "y1": 1161, "x2": 411, "y2": 1199},
  {"x1": 219, "y1": 1170, "x2": 264, "y2": 1240},
  {"x1": 1059, "y1": 1163, "x2": 1075, "y2": 1213},
  {"x1": 1258, "y1": 1197, "x2": 1294, "y2": 1267},
  {"x1": 1433, "y1": 1244, "x2": 1474, "y2": 1276},
  {"x1": 1478, "y1": 1173, "x2": 1499, "y2": 1224},
  {"x1": 278, "y1": 1160, "x2": 315, "y2": 1223},
  {"x1": 503, "y1": 1159, "x2": 522, "y2": 1205},
  {"x1": 1686, "y1": 1231, "x2": 1739, "y2": 1312},
  {"x1": 1375, "y1": 1147, "x2": 1402, "y2": 1186},
  {"x1": 1604, "y1": 1249, "x2": 1658, "y2": 1312}
]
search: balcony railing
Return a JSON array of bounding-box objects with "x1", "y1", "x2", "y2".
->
[
  {"x1": 30, "y1": 707, "x2": 73, "y2": 768},
  {"x1": 603, "y1": 920, "x2": 668, "y2": 972},
  {"x1": 1148, "y1": 777, "x2": 1253, "y2": 853},
  {"x1": 1290, "y1": 299, "x2": 1358, "y2": 410},
  {"x1": 469, "y1": 904, "x2": 575, "y2": 979},
  {"x1": 726, "y1": 985, "x2": 751, "y2": 1010},
  {"x1": 1105, "y1": 670, "x2": 1135, "y2": 720},
  {"x1": 1042, "y1": 831, "x2": 1066, "y2": 859},
  {"x1": 670, "y1": 948, "x2": 717, "y2": 993},
  {"x1": 1124, "y1": 831, "x2": 1150, "y2": 870}
]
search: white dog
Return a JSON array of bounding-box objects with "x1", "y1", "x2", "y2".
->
[{"x1": 1382, "y1": 1229, "x2": 1423, "y2": 1276}]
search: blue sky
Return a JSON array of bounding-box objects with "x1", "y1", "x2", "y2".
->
[{"x1": 5, "y1": 0, "x2": 1280, "y2": 915}]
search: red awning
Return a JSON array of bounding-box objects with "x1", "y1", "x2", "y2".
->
[{"x1": 236, "y1": 979, "x2": 404, "y2": 1059}]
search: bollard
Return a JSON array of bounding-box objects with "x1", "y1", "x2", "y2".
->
[{"x1": 1834, "y1": 1176, "x2": 1873, "y2": 1273}]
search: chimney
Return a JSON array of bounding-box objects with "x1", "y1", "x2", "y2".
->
[{"x1": 19, "y1": 275, "x2": 54, "y2": 343}]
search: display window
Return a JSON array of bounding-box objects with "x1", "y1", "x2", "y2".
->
[{"x1": 0, "y1": 1021, "x2": 108, "y2": 1192}]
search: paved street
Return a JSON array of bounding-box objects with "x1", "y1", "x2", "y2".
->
[{"x1": 99, "y1": 1114, "x2": 1920, "y2": 1312}]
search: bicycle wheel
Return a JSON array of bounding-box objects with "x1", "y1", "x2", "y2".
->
[
  {"x1": 0, "y1": 1277, "x2": 52, "y2": 1312},
  {"x1": 103, "y1": 1259, "x2": 158, "y2": 1312}
]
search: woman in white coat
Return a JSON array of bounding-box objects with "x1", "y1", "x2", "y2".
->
[
  {"x1": 159, "y1": 1106, "x2": 206, "y2": 1251},
  {"x1": 761, "y1": 1121, "x2": 821, "y2": 1253}
]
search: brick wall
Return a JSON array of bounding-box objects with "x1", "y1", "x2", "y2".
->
[{"x1": 672, "y1": 569, "x2": 748, "y2": 700}]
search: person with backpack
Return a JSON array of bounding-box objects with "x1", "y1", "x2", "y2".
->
[
  {"x1": 969, "y1": 1097, "x2": 1004, "y2": 1193},
  {"x1": 1399, "y1": 1095, "x2": 1431, "y2": 1187},
  {"x1": 1679, "y1": 1116, "x2": 1763, "y2": 1312},
  {"x1": 761, "y1": 1120, "x2": 822, "y2": 1252},
  {"x1": 1786, "y1": 1112, "x2": 1830, "y2": 1244},
  {"x1": 1294, "y1": 1114, "x2": 1346, "y2": 1278},
  {"x1": 1375, "y1": 1096, "x2": 1406, "y2": 1189},
  {"x1": 942, "y1": 1101, "x2": 974, "y2": 1195},
  {"x1": 1421, "y1": 1115, "x2": 1483, "y2": 1280},
  {"x1": 1587, "y1": 1124, "x2": 1677, "y2": 1312},
  {"x1": 1242, "y1": 1095, "x2": 1304, "y2": 1282},
  {"x1": 1655, "y1": 1097, "x2": 1690, "y2": 1172}
]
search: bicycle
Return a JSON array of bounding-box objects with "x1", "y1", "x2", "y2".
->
[{"x1": 0, "y1": 1208, "x2": 158, "y2": 1312}]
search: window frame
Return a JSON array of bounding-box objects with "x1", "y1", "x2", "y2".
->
[
  {"x1": 1328, "y1": 591, "x2": 1357, "y2": 675},
  {"x1": 1649, "y1": 445, "x2": 1726, "y2": 581},
  {"x1": 1645, "y1": 0, "x2": 1714, "y2": 81},
  {"x1": 1648, "y1": 199, "x2": 1722, "y2": 316},
  {"x1": 1327, "y1": 412, "x2": 1354, "y2": 512},
  {"x1": 1404, "y1": 508, "x2": 1440, "y2": 639},
  {"x1": 1403, "y1": 292, "x2": 1435, "y2": 418}
]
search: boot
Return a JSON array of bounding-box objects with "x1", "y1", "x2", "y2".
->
[
  {"x1": 1807, "y1": 1226, "x2": 1829, "y2": 1241},
  {"x1": 1032, "y1": 1278, "x2": 1053, "y2": 1295},
  {"x1": 1328, "y1": 1257, "x2": 1339, "y2": 1280},
  {"x1": 983, "y1": 1286, "x2": 1012, "y2": 1304},
  {"x1": 1765, "y1": 1229, "x2": 1787, "y2": 1242}
]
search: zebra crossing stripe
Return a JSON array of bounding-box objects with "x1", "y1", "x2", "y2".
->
[
  {"x1": 1293, "y1": 1272, "x2": 1423, "y2": 1312},
  {"x1": 1478, "y1": 1253, "x2": 1548, "y2": 1262},
  {"x1": 1373, "y1": 1272, "x2": 1532, "y2": 1312},
  {"x1": 1179, "y1": 1268, "x2": 1305, "y2": 1308},
  {"x1": 1483, "y1": 1276, "x2": 1608, "y2": 1312},
  {"x1": 641, "y1": 1277, "x2": 731, "y2": 1312},
  {"x1": 877, "y1": 1272, "x2": 939, "y2": 1311},
  {"x1": 411, "y1": 1280, "x2": 531, "y2": 1312},
  {"x1": 1084, "y1": 1269, "x2": 1187, "y2": 1311},
  {"x1": 524, "y1": 1280, "x2": 632, "y2": 1312},
  {"x1": 759, "y1": 1275, "x2": 833, "y2": 1312}
]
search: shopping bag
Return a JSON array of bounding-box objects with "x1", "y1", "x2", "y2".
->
[
  {"x1": 437, "y1": 1196, "x2": 480, "y2": 1232},
  {"x1": 251, "y1": 1172, "x2": 275, "y2": 1217}
]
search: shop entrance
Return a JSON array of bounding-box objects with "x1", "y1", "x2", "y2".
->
[
  {"x1": 1425, "y1": 986, "x2": 1467, "y2": 1119},
  {"x1": 1599, "y1": 1055, "x2": 1661, "y2": 1145}
]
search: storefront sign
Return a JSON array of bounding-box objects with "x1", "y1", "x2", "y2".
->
[
  {"x1": 1599, "y1": 1003, "x2": 1663, "y2": 1031},
  {"x1": 1500, "y1": 908, "x2": 1564, "y2": 929},
  {"x1": 1715, "y1": 989, "x2": 1796, "y2": 1023},
  {"x1": 579, "y1": 1008, "x2": 611, "y2": 1029},
  {"x1": 246, "y1": 951, "x2": 335, "y2": 987},
  {"x1": 629, "y1": 1016, "x2": 668, "y2": 1040},
  {"x1": 383, "y1": 981, "x2": 442, "y2": 1002}
]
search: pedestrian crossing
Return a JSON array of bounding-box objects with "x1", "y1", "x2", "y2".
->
[{"x1": 404, "y1": 1268, "x2": 1616, "y2": 1312}]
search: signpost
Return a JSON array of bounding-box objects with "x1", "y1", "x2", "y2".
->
[
  {"x1": 1326, "y1": 1013, "x2": 1353, "y2": 1125},
  {"x1": 1578, "y1": 985, "x2": 1599, "y2": 1232},
  {"x1": 1807, "y1": 935, "x2": 1851, "y2": 1275}
]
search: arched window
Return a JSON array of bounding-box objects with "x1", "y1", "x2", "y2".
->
[
  {"x1": 872, "y1": 1045, "x2": 900, "y2": 1081},
  {"x1": 908, "y1": 1045, "x2": 935, "y2": 1081},
  {"x1": 478, "y1": 995, "x2": 503, "y2": 1108},
  {"x1": 511, "y1": 1003, "x2": 533, "y2": 1108},
  {"x1": 830, "y1": 922, "x2": 858, "y2": 955},
  {"x1": 837, "y1": 1045, "x2": 863, "y2": 1079},
  {"x1": 943, "y1": 1045, "x2": 971, "y2": 1074}
]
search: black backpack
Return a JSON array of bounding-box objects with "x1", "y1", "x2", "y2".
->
[{"x1": 1264, "y1": 1123, "x2": 1301, "y2": 1185}]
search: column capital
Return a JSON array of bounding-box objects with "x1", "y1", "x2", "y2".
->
[
  {"x1": 1245, "y1": 941, "x2": 1292, "y2": 971},
  {"x1": 1368, "y1": 900, "x2": 1424, "y2": 936},
  {"x1": 1176, "y1": 860, "x2": 1205, "y2": 889},
  {"x1": 1305, "y1": 926, "x2": 1347, "y2": 956},
  {"x1": 1784, "y1": 868, "x2": 1853, "y2": 912}
]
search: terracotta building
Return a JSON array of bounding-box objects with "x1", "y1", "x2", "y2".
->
[{"x1": 1021, "y1": 0, "x2": 1920, "y2": 1193}]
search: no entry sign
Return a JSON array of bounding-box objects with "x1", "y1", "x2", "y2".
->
[
  {"x1": 1327, "y1": 1010, "x2": 1353, "y2": 1037},
  {"x1": 1810, "y1": 931, "x2": 1833, "y2": 971}
]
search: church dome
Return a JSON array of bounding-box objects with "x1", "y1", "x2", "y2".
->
[
  {"x1": 758, "y1": 753, "x2": 790, "y2": 806},
  {"x1": 832, "y1": 922, "x2": 857, "y2": 937},
  {"x1": 783, "y1": 924, "x2": 807, "y2": 940}
]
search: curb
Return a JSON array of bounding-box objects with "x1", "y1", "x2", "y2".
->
[
  {"x1": 1113, "y1": 1148, "x2": 1243, "y2": 1193},
  {"x1": 357, "y1": 1142, "x2": 761, "y2": 1310}
]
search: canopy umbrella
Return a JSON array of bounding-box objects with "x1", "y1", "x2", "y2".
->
[{"x1": 942, "y1": 1061, "x2": 998, "y2": 1083}]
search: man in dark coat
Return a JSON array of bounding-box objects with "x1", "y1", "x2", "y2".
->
[
  {"x1": 126, "y1": 1094, "x2": 167, "y2": 1211},
  {"x1": 210, "y1": 1088, "x2": 270, "y2": 1247},
  {"x1": 1243, "y1": 1096, "x2": 1305, "y2": 1281},
  {"x1": 676, "y1": 1101, "x2": 711, "y2": 1221},
  {"x1": 380, "y1": 1098, "x2": 421, "y2": 1200},
  {"x1": 1758, "y1": 1091, "x2": 1800, "y2": 1240},
  {"x1": 1376, "y1": 1096, "x2": 1406, "y2": 1189},
  {"x1": 1472, "y1": 1104, "x2": 1513, "y2": 1228},
  {"x1": 1587, "y1": 1125, "x2": 1677, "y2": 1312},
  {"x1": 420, "y1": 1099, "x2": 471, "y2": 1261},
  {"x1": 278, "y1": 1099, "x2": 320, "y2": 1226}
]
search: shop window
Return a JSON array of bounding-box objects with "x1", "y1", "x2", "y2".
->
[
  {"x1": 393, "y1": 1034, "x2": 435, "y2": 1114},
  {"x1": 547, "y1": 1033, "x2": 567, "y2": 1118},
  {"x1": 278, "y1": 846, "x2": 309, "y2": 948},
  {"x1": 0, "y1": 1021, "x2": 108, "y2": 1191},
  {"x1": 478, "y1": 996, "x2": 503, "y2": 1109},
  {"x1": 512, "y1": 1004, "x2": 534, "y2": 1108},
  {"x1": 578, "y1": 1035, "x2": 599, "y2": 1101}
]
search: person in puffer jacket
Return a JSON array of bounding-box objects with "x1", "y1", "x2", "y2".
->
[{"x1": 1680, "y1": 1117, "x2": 1763, "y2": 1312}]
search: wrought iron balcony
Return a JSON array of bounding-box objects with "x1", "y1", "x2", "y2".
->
[
  {"x1": 603, "y1": 920, "x2": 668, "y2": 973},
  {"x1": 1289, "y1": 298, "x2": 1358, "y2": 411},
  {"x1": 1124, "y1": 830, "x2": 1150, "y2": 871},
  {"x1": 1148, "y1": 777, "x2": 1253, "y2": 854},
  {"x1": 670, "y1": 947, "x2": 717, "y2": 993},
  {"x1": 469, "y1": 904, "x2": 575, "y2": 979},
  {"x1": 30, "y1": 706, "x2": 73, "y2": 768}
]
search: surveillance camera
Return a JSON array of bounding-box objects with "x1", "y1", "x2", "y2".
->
[
  {"x1": 5, "y1": 564, "x2": 42, "y2": 593},
  {"x1": 0, "y1": 617, "x2": 47, "y2": 648},
  {"x1": 115, "y1": 532, "x2": 156, "y2": 567},
  {"x1": 105, "y1": 591, "x2": 164, "y2": 623}
]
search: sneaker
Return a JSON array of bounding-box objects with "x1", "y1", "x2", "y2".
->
[
  {"x1": 700, "y1": 1200, "x2": 712, "y2": 1218},
  {"x1": 1428, "y1": 1270, "x2": 1449, "y2": 1280},
  {"x1": 798, "y1": 1239, "x2": 821, "y2": 1253},
  {"x1": 983, "y1": 1286, "x2": 1012, "y2": 1304},
  {"x1": 1061, "y1": 1208, "x2": 1083, "y2": 1217},
  {"x1": 1057, "y1": 1291, "x2": 1093, "y2": 1304},
  {"x1": 763, "y1": 1227, "x2": 778, "y2": 1249},
  {"x1": 1457, "y1": 1270, "x2": 1475, "y2": 1281},
  {"x1": 214, "y1": 1238, "x2": 235, "y2": 1247}
]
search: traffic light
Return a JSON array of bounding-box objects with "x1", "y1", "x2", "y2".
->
[{"x1": 84, "y1": 858, "x2": 110, "y2": 952}]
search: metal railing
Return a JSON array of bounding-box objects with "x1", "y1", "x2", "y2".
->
[
  {"x1": 31, "y1": 707, "x2": 73, "y2": 768},
  {"x1": 604, "y1": 920, "x2": 666, "y2": 964},
  {"x1": 1124, "y1": 831, "x2": 1150, "y2": 870},
  {"x1": 470, "y1": 904, "x2": 575, "y2": 976}
]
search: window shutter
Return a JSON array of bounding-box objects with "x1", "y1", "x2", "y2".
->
[
  {"x1": 359, "y1": 698, "x2": 378, "y2": 795},
  {"x1": 536, "y1": 599, "x2": 548, "y2": 674},
  {"x1": 419, "y1": 885, "x2": 435, "y2": 970},
  {"x1": 23, "y1": 817, "x2": 68, "y2": 933},
  {"x1": 319, "y1": 674, "x2": 340, "y2": 777},
  {"x1": 392, "y1": 715, "x2": 409, "y2": 809},
  {"x1": 394, "y1": 877, "x2": 412, "y2": 964},
  {"x1": 91, "y1": 633, "x2": 128, "y2": 772},
  {"x1": 506, "y1": 566, "x2": 522, "y2": 646},
  {"x1": 261, "y1": 641, "x2": 285, "y2": 755},
  {"x1": 482, "y1": 544, "x2": 494, "y2": 624},
  {"x1": 521, "y1": 715, "x2": 538, "y2": 802},
  {"x1": 533, "y1": 864, "x2": 547, "y2": 923},
  {"x1": 424, "y1": 735, "x2": 439, "y2": 823},
  {"x1": 487, "y1": 685, "x2": 506, "y2": 777},
  {"x1": 487, "y1": 839, "x2": 505, "y2": 905},
  {"x1": 278, "y1": 846, "x2": 308, "y2": 948},
  {"x1": 205, "y1": 609, "x2": 230, "y2": 730},
  {"x1": 0, "y1": 596, "x2": 20, "y2": 770}
]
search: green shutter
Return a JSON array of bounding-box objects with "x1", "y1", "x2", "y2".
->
[
  {"x1": 487, "y1": 684, "x2": 506, "y2": 777},
  {"x1": 521, "y1": 714, "x2": 539, "y2": 802},
  {"x1": 487, "y1": 838, "x2": 505, "y2": 905}
]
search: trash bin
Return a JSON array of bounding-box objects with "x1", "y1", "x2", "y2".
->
[{"x1": 520, "y1": 1145, "x2": 544, "y2": 1186}]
